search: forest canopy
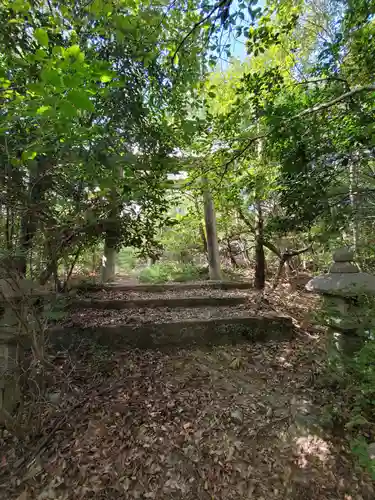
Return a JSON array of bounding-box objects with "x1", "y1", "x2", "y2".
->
[{"x1": 0, "y1": 0, "x2": 373, "y2": 283}]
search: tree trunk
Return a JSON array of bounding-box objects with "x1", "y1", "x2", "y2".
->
[
  {"x1": 202, "y1": 177, "x2": 221, "y2": 280},
  {"x1": 272, "y1": 246, "x2": 311, "y2": 289},
  {"x1": 18, "y1": 158, "x2": 52, "y2": 277},
  {"x1": 101, "y1": 167, "x2": 123, "y2": 282},
  {"x1": 349, "y1": 161, "x2": 359, "y2": 253},
  {"x1": 199, "y1": 222, "x2": 208, "y2": 254},
  {"x1": 227, "y1": 238, "x2": 238, "y2": 268},
  {"x1": 101, "y1": 237, "x2": 117, "y2": 282},
  {"x1": 254, "y1": 200, "x2": 265, "y2": 290}
]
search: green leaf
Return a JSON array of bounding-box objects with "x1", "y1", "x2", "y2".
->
[
  {"x1": 41, "y1": 68, "x2": 61, "y2": 86},
  {"x1": 10, "y1": 0, "x2": 30, "y2": 13},
  {"x1": 345, "y1": 415, "x2": 369, "y2": 429},
  {"x1": 60, "y1": 101, "x2": 77, "y2": 117},
  {"x1": 0, "y1": 78, "x2": 11, "y2": 89},
  {"x1": 21, "y1": 151, "x2": 37, "y2": 161},
  {"x1": 34, "y1": 28, "x2": 49, "y2": 47},
  {"x1": 208, "y1": 91, "x2": 216, "y2": 98},
  {"x1": 66, "y1": 44, "x2": 85, "y2": 61},
  {"x1": 27, "y1": 83, "x2": 44, "y2": 95},
  {"x1": 35, "y1": 48, "x2": 47, "y2": 60},
  {"x1": 100, "y1": 73, "x2": 113, "y2": 83},
  {"x1": 37, "y1": 105, "x2": 51, "y2": 114},
  {"x1": 63, "y1": 74, "x2": 81, "y2": 88},
  {"x1": 52, "y1": 46, "x2": 63, "y2": 57},
  {"x1": 67, "y1": 90, "x2": 94, "y2": 111}
]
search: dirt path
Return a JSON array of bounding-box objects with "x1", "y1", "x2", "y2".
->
[{"x1": 3, "y1": 335, "x2": 373, "y2": 499}]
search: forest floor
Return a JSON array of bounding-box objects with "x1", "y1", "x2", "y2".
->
[
  {"x1": 1, "y1": 285, "x2": 374, "y2": 499},
  {"x1": 65, "y1": 283, "x2": 313, "y2": 327}
]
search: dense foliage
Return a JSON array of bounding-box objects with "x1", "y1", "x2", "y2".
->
[{"x1": 1, "y1": 0, "x2": 375, "y2": 479}]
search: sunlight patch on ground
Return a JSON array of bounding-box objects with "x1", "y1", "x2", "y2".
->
[{"x1": 295, "y1": 434, "x2": 331, "y2": 468}]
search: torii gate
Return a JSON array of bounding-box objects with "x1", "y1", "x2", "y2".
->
[{"x1": 100, "y1": 154, "x2": 222, "y2": 281}]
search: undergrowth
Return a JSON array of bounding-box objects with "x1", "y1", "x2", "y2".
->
[
  {"x1": 138, "y1": 262, "x2": 205, "y2": 283},
  {"x1": 323, "y1": 338, "x2": 375, "y2": 479}
]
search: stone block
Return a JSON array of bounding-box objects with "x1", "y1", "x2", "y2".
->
[{"x1": 50, "y1": 314, "x2": 294, "y2": 350}]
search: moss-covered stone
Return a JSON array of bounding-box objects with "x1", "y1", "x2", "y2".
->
[{"x1": 50, "y1": 315, "x2": 294, "y2": 350}]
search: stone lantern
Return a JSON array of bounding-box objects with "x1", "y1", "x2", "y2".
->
[{"x1": 306, "y1": 248, "x2": 375, "y2": 360}]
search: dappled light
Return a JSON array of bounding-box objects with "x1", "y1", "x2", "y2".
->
[
  {"x1": 294, "y1": 435, "x2": 331, "y2": 468},
  {"x1": 1, "y1": 0, "x2": 375, "y2": 497}
]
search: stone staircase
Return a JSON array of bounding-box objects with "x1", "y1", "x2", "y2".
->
[{"x1": 53, "y1": 281, "x2": 294, "y2": 349}]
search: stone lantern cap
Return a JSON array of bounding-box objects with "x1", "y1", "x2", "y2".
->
[{"x1": 306, "y1": 248, "x2": 375, "y2": 297}]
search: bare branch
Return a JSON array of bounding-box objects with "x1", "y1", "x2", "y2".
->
[
  {"x1": 171, "y1": 0, "x2": 228, "y2": 63},
  {"x1": 294, "y1": 77, "x2": 350, "y2": 89},
  {"x1": 292, "y1": 85, "x2": 375, "y2": 120}
]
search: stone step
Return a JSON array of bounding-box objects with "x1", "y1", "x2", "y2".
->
[
  {"x1": 68, "y1": 295, "x2": 248, "y2": 310},
  {"x1": 51, "y1": 314, "x2": 294, "y2": 350},
  {"x1": 75, "y1": 280, "x2": 253, "y2": 293}
]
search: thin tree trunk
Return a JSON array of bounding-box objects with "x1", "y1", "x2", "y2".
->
[
  {"x1": 5, "y1": 205, "x2": 11, "y2": 250},
  {"x1": 62, "y1": 247, "x2": 82, "y2": 291},
  {"x1": 202, "y1": 177, "x2": 221, "y2": 280},
  {"x1": 101, "y1": 167, "x2": 123, "y2": 282},
  {"x1": 349, "y1": 161, "x2": 358, "y2": 253},
  {"x1": 101, "y1": 236, "x2": 117, "y2": 282},
  {"x1": 227, "y1": 238, "x2": 238, "y2": 268},
  {"x1": 254, "y1": 200, "x2": 265, "y2": 289},
  {"x1": 194, "y1": 198, "x2": 208, "y2": 254},
  {"x1": 199, "y1": 222, "x2": 208, "y2": 254},
  {"x1": 239, "y1": 239, "x2": 251, "y2": 265},
  {"x1": 272, "y1": 246, "x2": 311, "y2": 289},
  {"x1": 19, "y1": 158, "x2": 51, "y2": 277}
]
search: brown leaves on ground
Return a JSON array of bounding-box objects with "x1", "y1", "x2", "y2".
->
[
  {"x1": 65, "y1": 283, "x2": 318, "y2": 329},
  {"x1": 1, "y1": 284, "x2": 372, "y2": 499},
  {"x1": 1, "y1": 335, "x2": 373, "y2": 500}
]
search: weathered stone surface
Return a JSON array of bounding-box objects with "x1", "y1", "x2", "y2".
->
[
  {"x1": 332, "y1": 248, "x2": 354, "y2": 263},
  {"x1": 307, "y1": 248, "x2": 375, "y2": 363},
  {"x1": 328, "y1": 328, "x2": 365, "y2": 358},
  {"x1": 306, "y1": 247, "x2": 375, "y2": 296},
  {"x1": 0, "y1": 341, "x2": 18, "y2": 371},
  {"x1": 306, "y1": 272, "x2": 375, "y2": 296},
  {"x1": 0, "y1": 278, "x2": 36, "y2": 417},
  {"x1": 322, "y1": 295, "x2": 368, "y2": 331},
  {"x1": 0, "y1": 376, "x2": 20, "y2": 416},
  {"x1": 74, "y1": 281, "x2": 254, "y2": 293},
  {"x1": 329, "y1": 262, "x2": 359, "y2": 274},
  {"x1": 0, "y1": 277, "x2": 37, "y2": 299},
  {"x1": 69, "y1": 296, "x2": 248, "y2": 310},
  {"x1": 50, "y1": 315, "x2": 294, "y2": 350},
  {"x1": 368, "y1": 442, "x2": 375, "y2": 460},
  {"x1": 0, "y1": 339, "x2": 21, "y2": 416}
]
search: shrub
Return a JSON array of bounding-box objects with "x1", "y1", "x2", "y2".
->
[
  {"x1": 325, "y1": 338, "x2": 375, "y2": 479},
  {"x1": 138, "y1": 262, "x2": 202, "y2": 283},
  {"x1": 117, "y1": 247, "x2": 137, "y2": 272}
]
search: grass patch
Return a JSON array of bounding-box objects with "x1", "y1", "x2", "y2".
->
[
  {"x1": 138, "y1": 262, "x2": 205, "y2": 283},
  {"x1": 322, "y1": 338, "x2": 375, "y2": 479}
]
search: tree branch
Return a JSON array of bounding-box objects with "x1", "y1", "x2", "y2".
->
[
  {"x1": 171, "y1": 0, "x2": 228, "y2": 63},
  {"x1": 237, "y1": 207, "x2": 255, "y2": 232},
  {"x1": 263, "y1": 240, "x2": 282, "y2": 259},
  {"x1": 237, "y1": 208, "x2": 282, "y2": 258},
  {"x1": 294, "y1": 77, "x2": 350, "y2": 90},
  {"x1": 222, "y1": 85, "x2": 375, "y2": 171},
  {"x1": 284, "y1": 246, "x2": 311, "y2": 257},
  {"x1": 292, "y1": 85, "x2": 375, "y2": 120}
]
